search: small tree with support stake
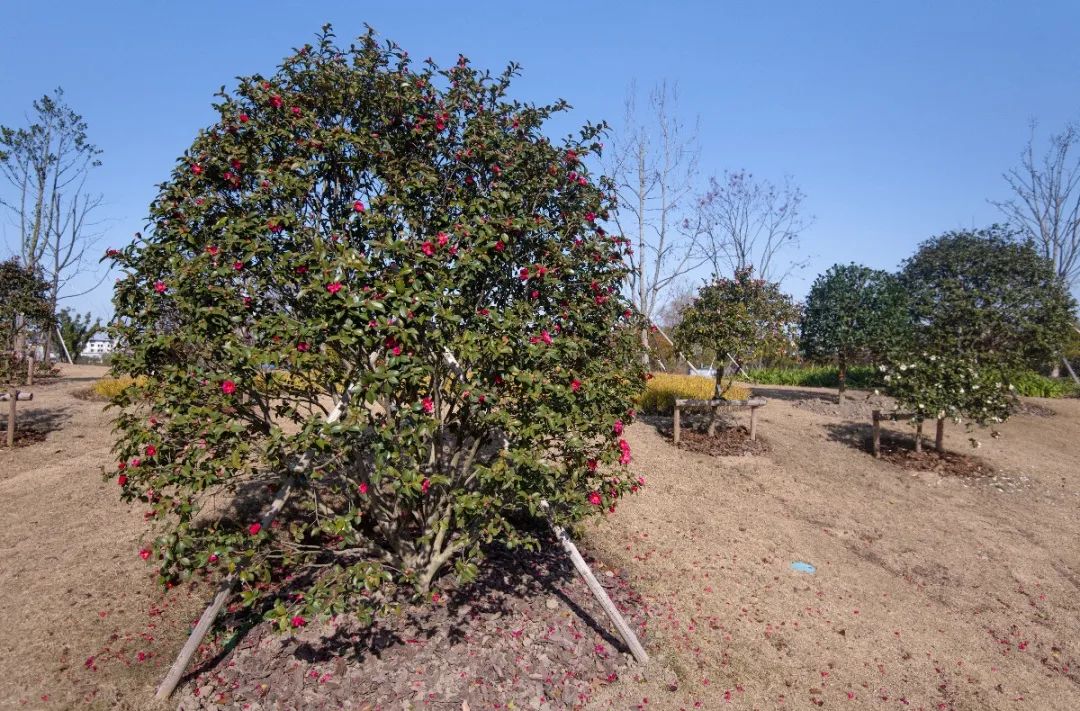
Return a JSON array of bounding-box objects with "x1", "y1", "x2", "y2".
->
[
  {"x1": 108, "y1": 26, "x2": 649, "y2": 695},
  {"x1": 1, "y1": 258, "x2": 52, "y2": 447}
]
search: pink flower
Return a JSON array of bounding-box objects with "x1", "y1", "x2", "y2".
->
[
  {"x1": 145, "y1": 445, "x2": 157, "y2": 457},
  {"x1": 540, "y1": 330, "x2": 552, "y2": 345},
  {"x1": 437, "y1": 232, "x2": 449, "y2": 246},
  {"x1": 494, "y1": 241, "x2": 505, "y2": 252},
  {"x1": 296, "y1": 342, "x2": 310, "y2": 352},
  {"x1": 421, "y1": 241, "x2": 434, "y2": 256},
  {"x1": 588, "y1": 491, "x2": 602, "y2": 506},
  {"x1": 153, "y1": 280, "x2": 167, "y2": 294},
  {"x1": 290, "y1": 615, "x2": 306, "y2": 628},
  {"x1": 130, "y1": 457, "x2": 141, "y2": 468},
  {"x1": 358, "y1": 482, "x2": 369, "y2": 495},
  {"x1": 208, "y1": 553, "x2": 218, "y2": 563},
  {"x1": 139, "y1": 548, "x2": 151, "y2": 561},
  {"x1": 221, "y1": 380, "x2": 237, "y2": 395},
  {"x1": 190, "y1": 164, "x2": 203, "y2": 175},
  {"x1": 571, "y1": 379, "x2": 581, "y2": 392},
  {"x1": 421, "y1": 397, "x2": 434, "y2": 414},
  {"x1": 613, "y1": 420, "x2": 624, "y2": 436},
  {"x1": 233, "y1": 261, "x2": 244, "y2": 271},
  {"x1": 248, "y1": 522, "x2": 262, "y2": 535},
  {"x1": 117, "y1": 474, "x2": 128, "y2": 486},
  {"x1": 291, "y1": 106, "x2": 301, "y2": 116},
  {"x1": 270, "y1": 94, "x2": 283, "y2": 109},
  {"x1": 353, "y1": 200, "x2": 365, "y2": 213},
  {"x1": 326, "y1": 281, "x2": 342, "y2": 294},
  {"x1": 421, "y1": 478, "x2": 431, "y2": 494},
  {"x1": 432, "y1": 592, "x2": 442, "y2": 603},
  {"x1": 585, "y1": 212, "x2": 596, "y2": 222}
]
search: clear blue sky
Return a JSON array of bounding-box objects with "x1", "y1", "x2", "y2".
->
[{"x1": 3, "y1": 1, "x2": 1079, "y2": 320}]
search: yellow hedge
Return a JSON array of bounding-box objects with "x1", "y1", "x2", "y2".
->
[
  {"x1": 639, "y1": 373, "x2": 752, "y2": 414},
  {"x1": 91, "y1": 375, "x2": 144, "y2": 399}
]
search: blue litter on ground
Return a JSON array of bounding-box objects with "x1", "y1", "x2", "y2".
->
[{"x1": 790, "y1": 561, "x2": 816, "y2": 574}]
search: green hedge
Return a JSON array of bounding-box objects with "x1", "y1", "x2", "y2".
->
[{"x1": 746, "y1": 365, "x2": 1078, "y2": 398}]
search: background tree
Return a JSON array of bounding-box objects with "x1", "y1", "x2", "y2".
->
[
  {"x1": 691, "y1": 170, "x2": 811, "y2": 284},
  {"x1": 607, "y1": 82, "x2": 704, "y2": 364},
  {"x1": 673, "y1": 267, "x2": 799, "y2": 397},
  {"x1": 0, "y1": 259, "x2": 53, "y2": 385},
  {"x1": 900, "y1": 227, "x2": 1076, "y2": 373},
  {"x1": 0, "y1": 88, "x2": 105, "y2": 362},
  {"x1": 993, "y1": 120, "x2": 1080, "y2": 290},
  {"x1": 57, "y1": 308, "x2": 102, "y2": 362},
  {"x1": 109, "y1": 27, "x2": 645, "y2": 629},
  {"x1": 801, "y1": 263, "x2": 907, "y2": 397}
]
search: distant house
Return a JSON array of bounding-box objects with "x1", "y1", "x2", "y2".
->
[{"x1": 81, "y1": 333, "x2": 115, "y2": 360}]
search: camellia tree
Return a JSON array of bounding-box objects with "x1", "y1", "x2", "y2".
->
[
  {"x1": 107, "y1": 27, "x2": 645, "y2": 629},
  {"x1": 673, "y1": 267, "x2": 799, "y2": 397},
  {"x1": 800, "y1": 263, "x2": 907, "y2": 398},
  {"x1": 1, "y1": 258, "x2": 53, "y2": 385},
  {"x1": 882, "y1": 227, "x2": 1077, "y2": 448}
]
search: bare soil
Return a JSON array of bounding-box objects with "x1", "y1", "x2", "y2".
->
[{"x1": 1, "y1": 373, "x2": 1078, "y2": 711}]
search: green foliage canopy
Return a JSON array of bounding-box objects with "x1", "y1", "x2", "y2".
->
[{"x1": 108, "y1": 27, "x2": 645, "y2": 628}]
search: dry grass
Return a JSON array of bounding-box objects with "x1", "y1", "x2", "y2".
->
[{"x1": 640, "y1": 373, "x2": 752, "y2": 414}]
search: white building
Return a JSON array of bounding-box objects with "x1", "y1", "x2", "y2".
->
[{"x1": 81, "y1": 333, "x2": 115, "y2": 360}]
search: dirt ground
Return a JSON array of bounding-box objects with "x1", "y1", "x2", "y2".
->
[{"x1": 1, "y1": 368, "x2": 1078, "y2": 710}]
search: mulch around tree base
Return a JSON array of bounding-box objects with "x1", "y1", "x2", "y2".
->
[
  {"x1": 176, "y1": 538, "x2": 648, "y2": 710},
  {"x1": 0, "y1": 427, "x2": 49, "y2": 448},
  {"x1": 874, "y1": 441, "x2": 995, "y2": 479},
  {"x1": 661, "y1": 424, "x2": 769, "y2": 457}
]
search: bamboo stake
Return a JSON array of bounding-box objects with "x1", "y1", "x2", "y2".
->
[
  {"x1": 540, "y1": 501, "x2": 648, "y2": 664},
  {"x1": 155, "y1": 391, "x2": 352, "y2": 699}
]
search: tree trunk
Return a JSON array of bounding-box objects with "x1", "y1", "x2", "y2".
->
[
  {"x1": 837, "y1": 357, "x2": 847, "y2": 401},
  {"x1": 914, "y1": 421, "x2": 923, "y2": 453},
  {"x1": 1050, "y1": 362, "x2": 1061, "y2": 378}
]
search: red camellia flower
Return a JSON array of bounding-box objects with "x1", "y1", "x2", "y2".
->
[
  {"x1": 326, "y1": 281, "x2": 342, "y2": 294},
  {"x1": 270, "y1": 94, "x2": 283, "y2": 109},
  {"x1": 571, "y1": 379, "x2": 581, "y2": 393},
  {"x1": 118, "y1": 460, "x2": 127, "y2": 471},
  {"x1": 437, "y1": 232, "x2": 449, "y2": 246},
  {"x1": 291, "y1": 106, "x2": 301, "y2": 116},
  {"x1": 518, "y1": 267, "x2": 529, "y2": 281},
  {"x1": 613, "y1": 420, "x2": 624, "y2": 436},
  {"x1": 421, "y1": 397, "x2": 434, "y2": 414},
  {"x1": 208, "y1": 553, "x2": 218, "y2": 563},
  {"x1": 296, "y1": 342, "x2": 310, "y2": 352},
  {"x1": 585, "y1": 212, "x2": 596, "y2": 222},
  {"x1": 268, "y1": 220, "x2": 283, "y2": 233},
  {"x1": 587, "y1": 459, "x2": 598, "y2": 472},
  {"x1": 221, "y1": 380, "x2": 237, "y2": 395},
  {"x1": 145, "y1": 445, "x2": 157, "y2": 457},
  {"x1": 358, "y1": 482, "x2": 369, "y2": 495},
  {"x1": 238, "y1": 113, "x2": 249, "y2": 123},
  {"x1": 233, "y1": 261, "x2": 244, "y2": 271},
  {"x1": 190, "y1": 164, "x2": 203, "y2": 175},
  {"x1": 421, "y1": 478, "x2": 431, "y2": 494},
  {"x1": 206, "y1": 245, "x2": 219, "y2": 255},
  {"x1": 153, "y1": 280, "x2": 167, "y2": 293},
  {"x1": 139, "y1": 548, "x2": 151, "y2": 560},
  {"x1": 118, "y1": 474, "x2": 128, "y2": 486},
  {"x1": 248, "y1": 522, "x2": 262, "y2": 535},
  {"x1": 130, "y1": 457, "x2": 141, "y2": 468},
  {"x1": 290, "y1": 615, "x2": 306, "y2": 628},
  {"x1": 421, "y1": 241, "x2": 434, "y2": 256},
  {"x1": 540, "y1": 330, "x2": 552, "y2": 345},
  {"x1": 494, "y1": 240, "x2": 505, "y2": 252},
  {"x1": 353, "y1": 200, "x2": 365, "y2": 212},
  {"x1": 588, "y1": 491, "x2": 602, "y2": 506}
]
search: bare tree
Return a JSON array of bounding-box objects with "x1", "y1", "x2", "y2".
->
[
  {"x1": 1, "y1": 88, "x2": 104, "y2": 362},
  {"x1": 692, "y1": 170, "x2": 811, "y2": 284},
  {"x1": 993, "y1": 120, "x2": 1080, "y2": 290},
  {"x1": 607, "y1": 81, "x2": 705, "y2": 363}
]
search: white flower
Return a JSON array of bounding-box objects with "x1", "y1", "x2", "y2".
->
[
  {"x1": 878, "y1": 364, "x2": 887, "y2": 372},
  {"x1": 900, "y1": 364, "x2": 907, "y2": 372},
  {"x1": 929, "y1": 354, "x2": 937, "y2": 362}
]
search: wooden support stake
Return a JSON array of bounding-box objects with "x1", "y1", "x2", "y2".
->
[
  {"x1": 1063, "y1": 356, "x2": 1080, "y2": 386},
  {"x1": 872, "y1": 410, "x2": 881, "y2": 459},
  {"x1": 914, "y1": 421, "x2": 923, "y2": 453},
  {"x1": 27, "y1": 357, "x2": 34, "y2": 386},
  {"x1": 6, "y1": 386, "x2": 15, "y2": 448},
  {"x1": 155, "y1": 392, "x2": 352, "y2": 700},
  {"x1": 540, "y1": 501, "x2": 648, "y2": 665},
  {"x1": 749, "y1": 405, "x2": 759, "y2": 441},
  {"x1": 672, "y1": 403, "x2": 681, "y2": 445},
  {"x1": 935, "y1": 418, "x2": 945, "y2": 452}
]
